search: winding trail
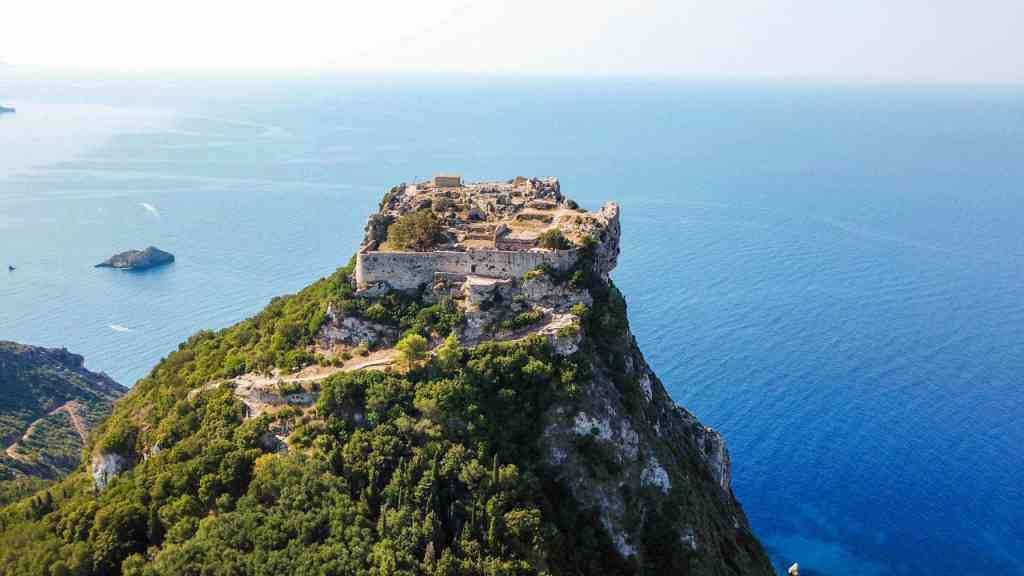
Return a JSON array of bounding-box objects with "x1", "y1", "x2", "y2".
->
[
  {"x1": 184, "y1": 349, "x2": 400, "y2": 419},
  {"x1": 53, "y1": 401, "x2": 88, "y2": 442},
  {"x1": 234, "y1": 349, "x2": 398, "y2": 389},
  {"x1": 3, "y1": 401, "x2": 88, "y2": 463}
]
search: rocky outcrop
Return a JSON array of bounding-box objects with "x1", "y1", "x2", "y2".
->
[
  {"x1": 95, "y1": 246, "x2": 174, "y2": 270},
  {"x1": 360, "y1": 213, "x2": 394, "y2": 252},
  {"x1": 521, "y1": 273, "x2": 593, "y2": 311},
  {"x1": 538, "y1": 330, "x2": 769, "y2": 573},
  {"x1": 399, "y1": 194, "x2": 756, "y2": 571},
  {"x1": 90, "y1": 451, "x2": 128, "y2": 491},
  {"x1": 695, "y1": 423, "x2": 733, "y2": 493},
  {"x1": 385, "y1": 190, "x2": 766, "y2": 572},
  {"x1": 447, "y1": 271, "x2": 585, "y2": 348},
  {"x1": 593, "y1": 202, "x2": 621, "y2": 280},
  {"x1": 462, "y1": 276, "x2": 515, "y2": 306},
  {"x1": 318, "y1": 303, "x2": 399, "y2": 348},
  {"x1": 347, "y1": 181, "x2": 768, "y2": 572},
  {"x1": 538, "y1": 315, "x2": 582, "y2": 356}
]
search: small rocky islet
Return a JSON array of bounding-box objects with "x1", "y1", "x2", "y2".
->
[{"x1": 95, "y1": 246, "x2": 174, "y2": 270}]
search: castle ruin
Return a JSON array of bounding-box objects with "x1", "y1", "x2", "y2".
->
[{"x1": 354, "y1": 175, "x2": 620, "y2": 293}]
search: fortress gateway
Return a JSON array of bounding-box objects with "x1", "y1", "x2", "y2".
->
[{"x1": 354, "y1": 175, "x2": 620, "y2": 293}]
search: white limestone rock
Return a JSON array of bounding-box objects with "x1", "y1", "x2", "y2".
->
[
  {"x1": 681, "y1": 526, "x2": 698, "y2": 551},
  {"x1": 91, "y1": 451, "x2": 129, "y2": 492},
  {"x1": 521, "y1": 274, "x2": 592, "y2": 312},
  {"x1": 639, "y1": 372, "x2": 653, "y2": 403},
  {"x1": 462, "y1": 275, "x2": 514, "y2": 306},
  {"x1": 574, "y1": 411, "x2": 613, "y2": 440},
  {"x1": 641, "y1": 456, "x2": 672, "y2": 493},
  {"x1": 319, "y1": 304, "x2": 398, "y2": 348},
  {"x1": 538, "y1": 314, "x2": 582, "y2": 356},
  {"x1": 694, "y1": 425, "x2": 732, "y2": 493}
]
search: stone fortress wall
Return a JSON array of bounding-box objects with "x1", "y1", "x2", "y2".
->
[{"x1": 356, "y1": 248, "x2": 578, "y2": 291}]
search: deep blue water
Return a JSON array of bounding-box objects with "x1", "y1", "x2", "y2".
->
[{"x1": 2, "y1": 74, "x2": 1022, "y2": 575}]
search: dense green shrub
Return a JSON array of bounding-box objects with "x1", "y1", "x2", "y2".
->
[
  {"x1": 499, "y1": 309, "x2": 545, "y2": 332},
  {"x1": 434, "y1": 332, "x2": 463, "y2": 371},
  {"x1": 570, "y1": 303, "x2": 590, "y2": 318},
  {"x1": 0, "y1": 477, "x2": 52, "y2": 508},
  {"x1": 537, "y1": 228, "x2": 571, "y2": 250},
  {"x1": 523, "y1": 263, "x2": 555, "y2": 281},
  {"x1": 386, "y1": 209, "x2": 443, "y2": 251},
  {"x1": 395, "y1": 333, "x2": 428, "y2": 368}
]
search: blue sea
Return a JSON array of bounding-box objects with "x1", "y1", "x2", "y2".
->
[{"x1": 1, "y1": 72, "x2": 1022, "y2": 575}]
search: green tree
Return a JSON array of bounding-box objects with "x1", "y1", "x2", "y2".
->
[
  {"x1": 387, "y1": 210, "x2": 443, "y2": 251},
  {"x1": 435, "y1": 332, "x2": 463, "y2": 371},
  {"x1": 537, "y1": 228, "x2": 571, "y2": 250},
  {"x1": 396, "y1": 333, "x2": 429, "y2": 369}
]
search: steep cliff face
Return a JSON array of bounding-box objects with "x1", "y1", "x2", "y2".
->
[
  {"x1": 444, "y1": 232, "x2": 772, "y2": 574},
  {"x1": 540, "y1": 323, "x2": 768, "y2": 573}
]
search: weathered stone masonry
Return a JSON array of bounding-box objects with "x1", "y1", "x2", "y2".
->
[{"x1": 356, "y1": 248, "x2": 579, "y2": 291}]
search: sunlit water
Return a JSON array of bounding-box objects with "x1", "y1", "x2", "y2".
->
[{"x1": 1, "y1": 74, "x2": 1022, "y2": 575}]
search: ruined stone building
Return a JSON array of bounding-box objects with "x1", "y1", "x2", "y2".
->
[{"x1": 354, "y1": 175, "x2": 620, "y2": 292}]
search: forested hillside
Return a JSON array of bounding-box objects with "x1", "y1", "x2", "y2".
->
[
  {"x1": 0, "y1": 342, "x2": 126, "y2": 502},
  {"x1": 0, "y1": 197, "x2": 771, "y2": 575}
]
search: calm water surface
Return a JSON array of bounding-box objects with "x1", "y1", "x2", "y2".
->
[{"x1": 1, "y1": 74, "x2": 1022, "y2": 575}]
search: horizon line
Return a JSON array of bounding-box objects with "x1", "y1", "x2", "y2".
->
[{"x1": 3, "y1": 64, "x2": 1024, "y2": 91}]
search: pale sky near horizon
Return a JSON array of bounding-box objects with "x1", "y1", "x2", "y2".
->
[{"x1": 2, "y1": 0, "x2": 1021, "y2": 83}]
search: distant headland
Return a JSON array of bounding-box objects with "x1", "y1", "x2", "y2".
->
[
  {"x1": 0, "y1": 105, "x2": 15, "y2": 114},
  {"x1": 95, "y1": 246, "x2": 174, "y2": 270}
]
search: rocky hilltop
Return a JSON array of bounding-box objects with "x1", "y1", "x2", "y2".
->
[
  {"x1": 346, "y1": 175, "x2": 771, "y2": 571},
  {"x1": 95, "y1": 246, "x2": 174, "y2": 270},
  {"x1": 0, "y1": 176, "x2": 771, "y2": 575},
  {"x1": 0, "y1": 342, "x2": 126, "y2": 487}
]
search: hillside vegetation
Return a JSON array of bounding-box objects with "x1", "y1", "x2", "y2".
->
[
  {"x1": 0, "y1": 199, "x2": 772, "y2": 575},
  {"x1": 0, "y1": 342, "x2": 126, "y2": 484}
]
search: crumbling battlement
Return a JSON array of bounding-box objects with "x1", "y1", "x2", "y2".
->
[{"x1": 354, "y1": 176, "x2": 620, "y2": 292}]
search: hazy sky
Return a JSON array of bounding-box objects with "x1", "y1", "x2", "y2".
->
[{"x1": 2, "y1": 0, "x2": 1021, "y2": 83}]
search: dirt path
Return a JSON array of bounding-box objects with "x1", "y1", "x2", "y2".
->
[
  {"x1": 235, "y1": 349, "x2": 398, "y2": 389},
  {"x1": 3, "y1": 400, "x2": 87, "y2": 463},
  {"x1": 221, "y1": 350, "x2": 401, "y2": 419},
  {"x1": 342, "y1": 350, "x2": 397, "y2": 372},
  {"x1": 4, "y1": 442, "x2": 30, "y2": 463},
  {"x1": 52, "y1": 401, "x2": 88, "y2": 443},
  {"x1": 186, "y1": 349, "x2": 400, "y2": 404}
]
